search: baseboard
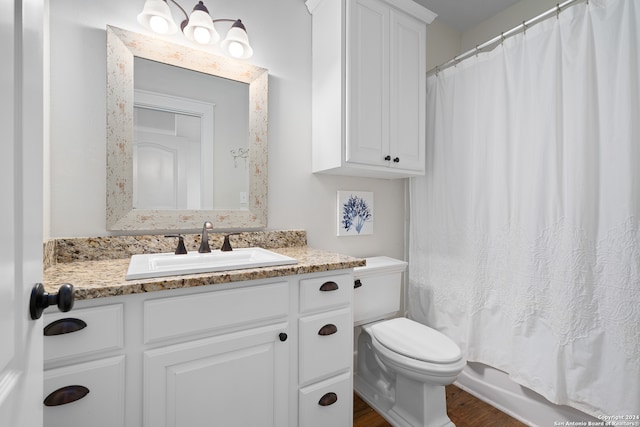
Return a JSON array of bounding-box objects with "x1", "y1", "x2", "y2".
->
[{"x1": 454, "y1": 362, "x2": 598, "y2": 427}]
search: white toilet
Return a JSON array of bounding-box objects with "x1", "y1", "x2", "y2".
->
[{"x1": 353, "y1": 257, "x2": 466, "y2": 427}]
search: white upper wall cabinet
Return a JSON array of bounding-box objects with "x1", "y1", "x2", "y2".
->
[{"x1": 307, "y1": 0, "x2": 436, "y2": 178}]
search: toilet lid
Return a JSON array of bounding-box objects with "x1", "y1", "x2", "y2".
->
[{"x1": 370, "y1": 318, "x2": 462, "y2": 364}]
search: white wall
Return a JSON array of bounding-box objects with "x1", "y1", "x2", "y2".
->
[
  {"x1": 47, "y1": 0, "x2": 430, "y2": 259},
  {"x1": 425, "y1": 19, "x2": 461, "y2": 71}
]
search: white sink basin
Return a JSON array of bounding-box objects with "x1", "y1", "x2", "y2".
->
[{"x1": 126, "y1": 248, "x2": 297, "y2": 280}]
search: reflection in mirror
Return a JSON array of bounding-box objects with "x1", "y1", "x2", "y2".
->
[
  {"x1": 134, "y1": 104, "x2": 208, "y2": 210},
  {"x1": 106, "y1": 26, "x2": 268, "y2": 231},
  {"x1": 133, "y1": 57, "x2": 250, "y2": 211}
]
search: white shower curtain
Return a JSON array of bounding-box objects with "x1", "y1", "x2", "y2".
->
[{"x1": 409, "y1": 0, "x2": 639, "y2": 417}]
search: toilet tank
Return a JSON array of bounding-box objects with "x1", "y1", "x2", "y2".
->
[{"x1": 353, "y1": 256, "x2": 408, "y2": 325}]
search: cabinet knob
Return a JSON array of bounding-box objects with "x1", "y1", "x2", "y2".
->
[
  {"x1": 318, "y1": 324, "x2": 338, "y2": 336},
  {"x1": 319, "y1": 281, "x2": 339, "y2": 292},
  {"x1": 318, "y1": 392, "x2": 338, "y2": 406},
  {"x1": 279, "y1": 332, "x2": 288, "y2": 342},
  {"x1": 393, "y1": 157, "x2": 400, "y2": 163},
  {"x1": 30, "y1": 283, "x2": 74, "y2": 320},
  {"x1": 44, "y1": 318, "x2": 87, "y2": 336},
  {"x1": 354, "y1": 279, "x2": 362, "y2": 289},
  {"x1": 384, "y1": 155, "x2": 391, "y2": 161},
  {"x1": 44, "y1": 385, "x2": 90, "y2": 406}
]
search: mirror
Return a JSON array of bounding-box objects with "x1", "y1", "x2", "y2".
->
[{"x1": 106, "y1": 26, "x2": 268, "y2": 231}]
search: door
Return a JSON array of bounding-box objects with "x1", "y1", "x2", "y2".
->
[{"x1": 0, "y1": 1, "x2": 45, "y2": 426}]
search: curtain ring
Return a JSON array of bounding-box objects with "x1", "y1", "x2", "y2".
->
[
  {"x1": 475, "y1": 45, "x2": 479, "y2": 57},
  {"x1": 501, "y1": 32, "x2": 505, "y2": 45},
  {"x1": 556, "y1": 3, "x2": 561, "y2": 19},
  {"x1": 522, "y1": 21, "x2": 527, "y2": 34}
]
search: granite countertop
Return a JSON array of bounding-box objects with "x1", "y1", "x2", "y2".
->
[{"x1": 43, "y1": 246, "x2": 366, "y2": 301}]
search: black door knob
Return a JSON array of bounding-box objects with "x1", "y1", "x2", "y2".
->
[{"x1": 30, "y1": 283, "x2": 74, "y2": 320}]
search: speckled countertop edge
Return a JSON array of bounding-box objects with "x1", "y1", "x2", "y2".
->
[{"x1": 43, "y1": 246, "x2": 366, "y2": 300}]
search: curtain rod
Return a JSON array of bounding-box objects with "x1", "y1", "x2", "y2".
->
[{"x1": 427, "y1": 0, "x2": 586, "y2": 77}]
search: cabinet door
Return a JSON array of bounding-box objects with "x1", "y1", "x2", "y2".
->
[
  {"x1": 44, "y1": 356, "x2": 125, "y2": 427},
  {"x1": 346, "y1": 0, "x2": 390, "y2": 167},
  {"x1": 144, "y1": 322, "x2": 289, "y2": 427},
  {"x1": 389, "y1": 8, "x2": 426, "y2": 172}
]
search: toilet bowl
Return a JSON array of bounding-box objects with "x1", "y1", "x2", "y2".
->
[{"x1": 354, "y1": 257, "x2": 466, "y2": 427}]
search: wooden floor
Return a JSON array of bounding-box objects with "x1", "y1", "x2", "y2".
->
[{"x1": 354, "y1": 385, "x2": 527, "y2": 427}]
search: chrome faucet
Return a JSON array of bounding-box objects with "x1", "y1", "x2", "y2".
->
[{"x1": 198, "y1": 221, "x2": 214, "y2": 253}]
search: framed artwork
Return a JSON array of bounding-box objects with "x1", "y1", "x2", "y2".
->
[{"x1": 337, "y1": 191, "x2": 373, "y2": 236}]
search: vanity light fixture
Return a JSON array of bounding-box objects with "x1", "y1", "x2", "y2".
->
[{"x1": 137, "y1": 0, "x2": 254, "y2": 59}]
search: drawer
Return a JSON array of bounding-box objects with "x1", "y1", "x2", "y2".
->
[
  {"x1": 299, "y1": 372, "x2": 352, "y2": 427},
  {"x1": 299, "y1": 274, "x2": 352, "y2": 313},
  {"x1": 44, "y1": 304, "x2": 124, "y2": 364},
  {"x1": 144, "y1": 281, "x2": 289, "y2": 343},
  {"x1": 44, "y1": 355, "x2": 125, "y2": 427},
  {"x1": 299, "y1": 308, "x2": 352, "y2": 385}
]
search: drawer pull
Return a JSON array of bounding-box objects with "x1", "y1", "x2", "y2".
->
[
  {"x1": 318, "y1": 392, "x2": 338, "y2": 406},
  {"x1": 319, "y1": 281, "x2": 339, "y2": 292},
  {"x1": 44, "y1": 318, "x2": 87, "y2": 336},
  {"x1": 354, "y1": 279, "x2": 362, "y2": 289},
  {"x1": 279, "y1": 332, "x2": 288, "y2": 342},
  {"x1": 318, "y1": 324, "x2": 338, "y2": 336},
  {"x1": 44, "y1": 385, "x2": 90, "y2": 406}
]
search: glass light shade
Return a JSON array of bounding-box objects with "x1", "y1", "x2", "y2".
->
[
  {"x1": 183, "y1": 7, "x2": 219, "y2": 45},
  {"x1": 220, "y1": 20, "x2": 253, "y2": 59},
  {"x1": 137, "y1": 0, "x2": 179, "y2": 35}
]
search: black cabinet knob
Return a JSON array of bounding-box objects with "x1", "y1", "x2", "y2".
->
[
  {"x1": 279, "y1": 332, "x2": 288, "y2": 342},
  {"x1": 393, "y1": 157, "x2": 400, "y2": 163},
  {"x1": 384, "y1": 155, "x2": 391, "y2": 161},
  {"x1": 30, "y1": 283, "x2": 74, "y2": 320},
  {"x1": 354, "y1": 279, "x2": 362, "y2": 289}
]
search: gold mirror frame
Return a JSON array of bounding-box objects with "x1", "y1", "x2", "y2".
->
[{"x1": 106, "y1": 26, "x2": 268, "y2": 231}]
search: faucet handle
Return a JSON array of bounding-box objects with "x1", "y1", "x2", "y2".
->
[
  {"x1": 165, "y1": 234, "x2": 188, "y2": 255},
  {"x1": 221, "y1": 233, "x2": 241, "y2": 252}
]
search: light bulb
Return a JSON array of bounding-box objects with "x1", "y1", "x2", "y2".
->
[
  {"x1": 227, "y1": 41, "x2": 244, "y2": 58},
  {"x1": 193, "y1": 26, "x2": 211, "y2": 44},
  {"x1": 149, "y1": 15, "x2": 169, "y2": 34}
]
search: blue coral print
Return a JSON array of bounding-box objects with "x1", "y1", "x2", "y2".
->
[{"x1": 342, "y1": 194, "x2": 372, "y2": 234}]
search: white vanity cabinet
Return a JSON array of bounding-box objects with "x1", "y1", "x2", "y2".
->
[
  {"x1": 142, "y1": 281, "x2": 291, "y2": 427},
  {"x1": 42, "y1": 270, "x2": 355, "y2": 427},
  {"x1": 307, "y1": 0, "x2": 436, "y2": 178},
  {"x1": 43, "y1": 304, "x2": 126, "y2": 427}
]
